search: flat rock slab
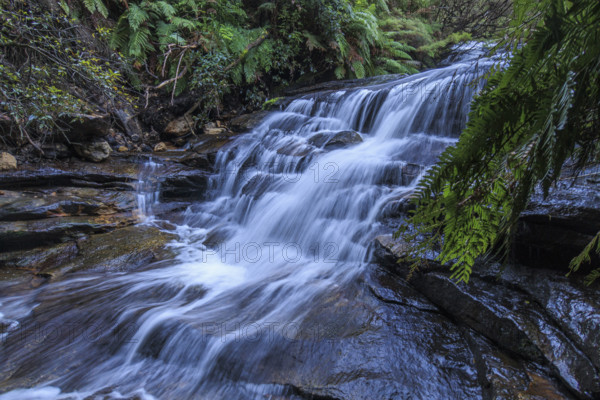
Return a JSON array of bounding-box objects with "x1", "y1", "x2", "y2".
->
[
  {"x1": 0, "y1": 213, "x2": 138, "y2": 252},
  {"x1": 52, "y1": 225, "x2": 177, "y2": 277},
  {"x1": 0, "y1": 188, "x2": 136, "y2": 221}
]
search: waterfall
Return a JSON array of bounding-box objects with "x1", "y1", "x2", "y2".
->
[
  {"x1": 0, "y1": 50, "x2": 497, "y2": 400},
  {"x1": 136, "y1": 158, "x2": 161, "y2": 222}
]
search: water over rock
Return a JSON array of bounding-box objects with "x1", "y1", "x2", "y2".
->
[{"x1": 0, "y1": 46, "x2": 595, "y2": 400}]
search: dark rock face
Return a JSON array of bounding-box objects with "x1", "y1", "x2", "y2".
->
[
  {"x1": 515, "y1": 182, "x2": 600, "y2": 270},
  {"x1": 374, "y1": 234, "x2": 600, "y2": 399},
  {"x1": 58, "y1": 113, "x2": 111, "y2": 142}
]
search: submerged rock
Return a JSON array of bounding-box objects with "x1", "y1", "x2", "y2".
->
[{"x1": 308, "y1": 130, "x2": 363, "y2": 149}]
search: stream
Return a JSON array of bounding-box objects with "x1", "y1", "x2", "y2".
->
[{"x1": 3, "y1": 46, "x2": 588, "y2": 400}]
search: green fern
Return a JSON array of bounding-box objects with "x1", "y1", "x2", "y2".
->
[
  {"x1": 127, "y1": 3, "x2": 149, "y2": 31},
  {"x1": 82, "y1": 0, "x2": 108, "y2": 18},
  {"x1": 351, "y1": 60, "x2": 365, "y2": 78},
  {"x1": 398, "y1": 0, "x2": 600, "y2": 284}
]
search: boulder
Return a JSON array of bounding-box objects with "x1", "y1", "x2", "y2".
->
[
  {"x1": 164, "y1": 116, "x2": 193, "y2": 137},
  {"x1": 59, "y1": 113, "x2": 111, "y2": 141},
  {"x1": 73, "y1": 140, "x2": 112, "y2": 162},
  {"x1": 229, "y1": 111, "x2": 270, "y2": 133},
  {"x1": 0, "y1": 152, "x2": 17, "y2": 171},
  {"x1": 308, "y1": 130, "x2": 363, "y2": 149},
  {"x1": 153, "y1": 142, "x2": 168, "y2": 152}
]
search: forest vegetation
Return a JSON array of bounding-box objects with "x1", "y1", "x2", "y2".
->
[{"x1": 0, "y1": 0, "x2": 507, "y2": 148}]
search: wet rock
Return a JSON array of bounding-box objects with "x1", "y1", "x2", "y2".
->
[
  {"x1": 159, "y1": 168, "x2": 210, "y2": 200},
  {"x1": 164, "y1": 116, "x2": 193, "y2": 137},
  {"x1": 179, "y1": 152, "x2": 212, "y2": 170},
  {"x1": 117, "y1": 146, "x2": 129, "y2": 152},
  {"x1": 477, "y1": 263, "x2": 600, "y2": 373},
  {"x1": 54, "y1": 225, "x2": 176, "y2": 276},
  {"x1": 188, "y1": 131, "x2": 242, "y2": 165},
  {"x1": 464, "y1": 330, "x2": 571, "y2": 400},
  {"x1": 229, "y1": 111, "x2": 270, "y2": 133},
  {"x1": 0, "y1": 242, "x2": 79, "y2": 272},
  {"x1": 375, "y1": 235, "x2": 600, "y2": 398},
  {"x1": 275, "y1": 143, "x2": 311, "y2": 157},
  {"x1": 0, "y1": 213, "x2": 137, "y2": 252},
  {"x1": 409, "y1": 273, "x2": 600, "y2": 398},
  {"x1": 308, "y1": 130, "x2": 363, "y2": 149},
  {"x1": 0, "y1": 188, "x2": 135, "y2": 222},
  {"x1": 73, "y1": 140, "x2": 112, "y2": 162},
  {"x1": 0, "y1": 152, "x2": 17, "y2": 171},
  {"x1": 153, "y1": 142, "x2": 167, "y2": 152},
  {"x1": 137, "y1": 271, "x2": 483, "y2": 399},
  {"x1": 373, "y1": 234, "x2": 442, "y2": 277},
  {"x1": 515, "y1": 182, "x2": 600, "y2": 270},
  {"x1": 241, "y1": 174, "x2": 273, "y2": 199}
]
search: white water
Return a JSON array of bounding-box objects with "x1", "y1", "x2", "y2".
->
[{"x1": 0, "y1": 51, "x2": 495, "y2": 399}]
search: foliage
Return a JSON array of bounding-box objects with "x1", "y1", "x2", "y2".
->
[
  {"x1": 77, "y1": 0, "x2": 463, "y2": 118},
  {"x1": 397, "y1": 0, "x2": 600, "y2": 284},
  {"x1": 0, "y1": 1, "x2": 132, "y2": 146},
  {"x1": 1, "y1": 0, "x2": 488, "y2": 142},
  {"x1": 433, "y1": 0, "x2": 512, "y2": 38}
]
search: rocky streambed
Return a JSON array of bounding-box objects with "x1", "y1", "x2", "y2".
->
[
  {"x1": 1, "y1": 69, "x2": 600, "y2": 399},
  {"x1": 1, "y1": 113, "x2": 598, "y2": 400}
]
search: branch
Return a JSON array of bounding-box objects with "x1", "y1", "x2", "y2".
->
[{"x1": 225, "y1": 32, "x2": 269, "y2": 72}]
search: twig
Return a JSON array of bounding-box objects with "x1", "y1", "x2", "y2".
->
[
  {"x1": 171, "y1": 49, "x2": 187, "y2": 105},
  {"x1": 224, "y1": 32, "x2": 269, "y2": 72},
  {"x1": 19, "y1": 125, "x2": 44, "y2": 156}
]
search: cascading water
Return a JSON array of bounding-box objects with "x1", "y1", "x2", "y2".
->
[
  {"x1": 136, "y1": 158, "x2": 162, "y2": 222},
  {"x1": 0, "y1": 48, "x2": 498, "y2": 399}
]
